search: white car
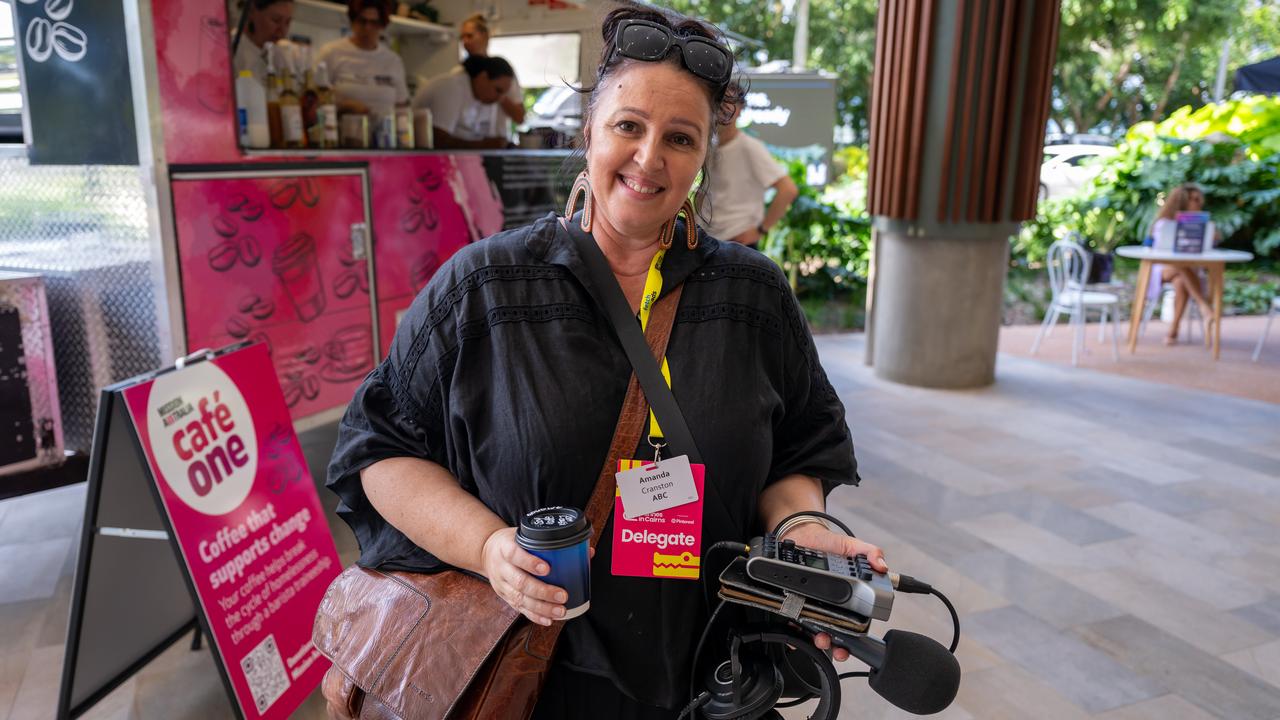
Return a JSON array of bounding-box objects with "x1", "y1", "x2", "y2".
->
[{"x1": 1039, "y1": 144, "x2": 1116, "y2": 202}]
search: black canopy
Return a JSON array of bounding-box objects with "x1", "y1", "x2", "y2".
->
[{"x1": 1235, "y1": 56, "x2": 1280, "y2": 94}]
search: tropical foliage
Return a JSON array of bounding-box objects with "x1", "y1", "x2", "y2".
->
[
  {"x1": 761, "y1": 161, "x2": 871, "y2": 299},
  {"x1": 1018, "y1": 97, "x2": 1280, "y2": 264}
]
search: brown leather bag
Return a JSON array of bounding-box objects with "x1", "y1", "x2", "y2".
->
[{"x1": 313, "y1": 285, "x2": 684, "y2": 720}]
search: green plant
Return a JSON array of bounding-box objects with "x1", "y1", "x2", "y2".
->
[
  {"x1": 761, "y1": 160, "x2": 871, "y2": 299},
  {"x1": 1017, "y1": 97, "x2": 1280, "y2": 265},
  {"x1": 1223, "y1": 269, "x2": 1280, "y2": 315}
]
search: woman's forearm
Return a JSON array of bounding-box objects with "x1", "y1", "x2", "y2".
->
[
  {"x1": 757, "y1": 473, "x2": 826, "y2": 533},
  {"x1": 360, "y1": 457, "x2": 507, "y2": 574}
]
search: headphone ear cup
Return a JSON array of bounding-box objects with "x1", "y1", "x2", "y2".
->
[{"x1": 699, "y1": 643, "x2": 783, "y2": 720}]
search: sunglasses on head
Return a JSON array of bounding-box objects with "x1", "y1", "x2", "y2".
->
[{"x1": 612, "y1": 18, "x2": 732, "y2": 86}]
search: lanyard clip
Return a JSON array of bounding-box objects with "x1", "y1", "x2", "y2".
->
[{"x1": 647, "y1": 435, "x2": 666, "y2": 463}]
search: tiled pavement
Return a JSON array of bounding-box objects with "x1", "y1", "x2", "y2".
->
[{"x1": 2, "y1": 334, "x2": 1278, "y2": 719}]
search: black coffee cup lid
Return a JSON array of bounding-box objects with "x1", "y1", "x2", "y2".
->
[{"x1": 517, "y1": 506, "x2": 591, "y2": 548}]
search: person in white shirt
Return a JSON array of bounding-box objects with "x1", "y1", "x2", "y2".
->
[
  {"x1": 313, "y1": 0, "x2": 409, "y2": 117},
  {"x1": 232, "y1": 0, "x2": 294, "y2": 87},
  {"x1": 456, "y1": 13, "x2": 525, "y2": 134},
  {"x1": 413, "y1": 55, "x2": 515, "y2": 149},
  {"x1": 701, "y1": 85, "x2": 799, "y2": 249},
  {"x1": 1147, "y1": 183, "x2": 1215, "y2": 345}
]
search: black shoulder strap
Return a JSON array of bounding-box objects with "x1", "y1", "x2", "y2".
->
[{"x1": 566, "y1": 219, "x2": 703, "y2": 465}]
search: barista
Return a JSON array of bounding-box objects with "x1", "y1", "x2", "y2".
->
[
  {"x1": 457, "y1": 13, "x2": 525, "y2": 132},
  {"x1": 413, "y1": 55, "x2": 515, "y2": 149},
  {"x1": 233, "y1": 0, "x2": 295, "y2": 85},
  {"x1": 313, "y1": 0, "x2": 409, "y2": 116}
]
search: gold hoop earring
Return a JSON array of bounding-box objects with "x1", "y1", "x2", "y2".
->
[
  {"x1": 658, "y1": 197, "x2": 699, "y2": 250},
  {"x1": 564, "y1": 170, "x2": 593, "y2": 232}
]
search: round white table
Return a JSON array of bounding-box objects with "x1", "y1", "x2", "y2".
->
[{"x1": 1115, "y1": 246, "x2": 1255, "y2": 359}]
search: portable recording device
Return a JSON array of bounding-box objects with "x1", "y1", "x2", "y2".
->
[
  {"x1": 745, "y1": 534, "x2": 895, "y2": 621},
  {"x1": 682, "y1": 511, "x2": 962, "y2": 720}
]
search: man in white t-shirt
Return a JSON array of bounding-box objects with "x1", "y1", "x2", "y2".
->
[
  {"x1": 702, "y1": 86, "x2": 799, "y2": 249},
  {"x1": 313, "y1": 0, "x2": 408, "y2": 117},
  {"x1": 413, "y1": 56, "x2": 515, "y2": 150}
]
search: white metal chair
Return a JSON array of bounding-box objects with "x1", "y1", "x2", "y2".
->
[
  {"x1": 1252, "y1": 296, "x2": 1279, "y2": 362},
  {"x1": 1030, "y1": 236, "x2": 1121, "y2": 366}
]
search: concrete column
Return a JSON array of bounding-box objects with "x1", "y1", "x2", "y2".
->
[
  {"x1": 871, "y1": 230, "x2": 1009, "y2": 388},
  {"x1": 864, "y1": 0, "x2": 1061, "y2": 388}
]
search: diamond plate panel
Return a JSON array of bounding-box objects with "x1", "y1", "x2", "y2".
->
[{"x1": 0, "y1": 156, "x2": 161, "y2": 452}]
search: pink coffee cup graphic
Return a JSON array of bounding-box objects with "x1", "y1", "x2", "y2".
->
[{"x1": 272, "y1": 233, "x2": 326, "y2": 322}]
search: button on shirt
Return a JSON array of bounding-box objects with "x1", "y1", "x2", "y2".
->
[{"x1": 327, "y1": 213, "x2": 859, "y2": 710}]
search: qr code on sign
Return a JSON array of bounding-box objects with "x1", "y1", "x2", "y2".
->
[{"x1": 241, "y1": 634, "x2": 290, "y2": 714}]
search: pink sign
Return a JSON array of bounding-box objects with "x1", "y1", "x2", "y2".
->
[
  {"x1": 172, "y1": 173, "x2": 374, "y2": 421},
  {"x1": 122, "y1": 343, "x2": 341, "y2": 719}
]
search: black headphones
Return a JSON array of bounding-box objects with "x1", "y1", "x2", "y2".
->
[{"x1": 695, "y1": 627, "x2": 840, "y2": 720}]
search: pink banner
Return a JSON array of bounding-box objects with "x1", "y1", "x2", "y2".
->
[
  {"x1": 122, "y1": 343, "x2": 341, "y2": 720},
  {"x1": 173, "y1": 173, "x2": 374, "y2": 421},
  {"x1": 153, "y1": 0, "x2": 240, "y2": 165}
]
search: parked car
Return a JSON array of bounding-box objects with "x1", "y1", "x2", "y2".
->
[{"x1": 1039, "y1": 144, "x2": 1116, "y2": 201}]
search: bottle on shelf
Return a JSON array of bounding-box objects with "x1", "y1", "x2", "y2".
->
[
  {"x1": 235, "y1": 70, "x2": 270, "y2": 148},
  {"x1": 264, "y1": 42, "x2": 283, "y2": 148},
  {"x1": 278, "y1": 48, "x2": 305, "y2": 149},
  {"x1": 395, "y1": 102, "x2": 414, "y2": 150},
  {"x1": 298, "y1": 44, "x2": 321, "y2": 147},
  {"x1": 315, "y1": 62, "x2": 339, "y2": 149}
]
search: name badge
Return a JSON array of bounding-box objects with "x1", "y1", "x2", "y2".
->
[
  {"x1": 616, "y1": 455, "x2": 698, "y2": 519},
  {"x1": 611, "y1": 459, "x2": 704, "y2": 580}
]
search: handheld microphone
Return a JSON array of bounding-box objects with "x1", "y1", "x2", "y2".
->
[{"x1": 801, "y1": 622, "x2": 960, "y2": 715}]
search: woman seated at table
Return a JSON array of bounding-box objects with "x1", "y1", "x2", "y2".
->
[{"x1": 1147, "y1": 182, "x2": 1214, "y2": 345}]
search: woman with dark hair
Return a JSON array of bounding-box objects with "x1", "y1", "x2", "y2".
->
[
  {"x1": 1149, "y1": 182, "x2": 1214, "y2": 344},
  {"x1": 313, "y1": 0, "x2": 408, "y2": 116},
  {"x1": 233, "y1": 0, "x2": 294, "y2": 85},
  {"x1": 328, "y1": 2, "x2": 885, "y2": 716},
  {"x1": 457, "y1": 12, "x2": 527, "y2": 127},
  {"x1": 412, "y1": 54, "x2": 517, "y2": 148}
]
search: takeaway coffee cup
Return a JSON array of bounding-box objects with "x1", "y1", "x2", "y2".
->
[{"x1": 515, "y1": 506, "x2": 592, "y2": 619}]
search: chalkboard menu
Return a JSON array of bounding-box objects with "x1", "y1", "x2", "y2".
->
[{"x1": 11, "y1": 0, "x2": 138, "y2": 165}]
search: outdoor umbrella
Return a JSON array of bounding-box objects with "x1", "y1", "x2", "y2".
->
[{"x1": 1235, "y1": 56, "x2": 1280, "y2": 94}]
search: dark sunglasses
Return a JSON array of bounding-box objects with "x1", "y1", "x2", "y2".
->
[{"x1": 612, "y1": 18, "x2": 732, "y2": 86}]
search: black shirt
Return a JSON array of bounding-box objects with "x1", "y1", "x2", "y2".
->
[{"x1": 326, "y1": 213, "x2": 859, "y2": 709}]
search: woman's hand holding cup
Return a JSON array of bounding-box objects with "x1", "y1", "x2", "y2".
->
[{"x1": 481, "y1": 527, "x2": 569, "y2": 626}]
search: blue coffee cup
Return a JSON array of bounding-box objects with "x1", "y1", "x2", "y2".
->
[{"x1": 515, "y1": 506, "x2": 592, "y2": 619}]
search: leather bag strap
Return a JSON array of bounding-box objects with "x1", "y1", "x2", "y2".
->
[{"x1": 524, "y1": 277, "x2": 684, "y2": 658}]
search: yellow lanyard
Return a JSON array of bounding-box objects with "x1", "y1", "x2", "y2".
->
[{"x1": 636, "y1": 249, "x2": 671, "y2": 452}]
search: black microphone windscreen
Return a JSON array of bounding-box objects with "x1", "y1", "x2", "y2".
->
[{"x1": 867, "y1": 629, "x2": 961, "y2": 715}]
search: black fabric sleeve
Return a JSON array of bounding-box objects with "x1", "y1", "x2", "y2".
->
[
  {"x1": 325, "y1": 273, "x2": 457, "y2": 573},
  {"x1": 767, "y1": 269, "x2": 860, "y2": 496}
]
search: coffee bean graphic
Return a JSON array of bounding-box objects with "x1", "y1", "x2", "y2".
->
[
  {"x1": 237, "y1": 294, "x2": 260, "y2": 313},
  {"x1": 250, "y1": 300, "x2": 275, "y2": 320},
  {"x1": 226, "y1": 316, "x2": 250, "y2": 338},
  {"x1": 208, "y1": 241, "x2": 239, "y2": 271},
  {"x1": 45, "y1": 0, "x2": 73, "y2": 22},
  {"x1": 212, "y1": 215, "x2": 238, "y2": 237},
  {"x1": 299, "y1": 178, "x2": 320, "y2": 207},
  {"x1": 25, "y1": 18, "x2": 53, "y2": 64},
  {"x1": 334, "y1": 271, "x2": 359, "y2": 299},
  {"x1": 238, "y1": 235, "x2": 262, "y2": 266},
  {"x1": 270, "y1": 182, "x2": 299, "y2": 209},
  {"x1": 227, "y1": 193, "x2": 249, "y2": 212},
  {"x1": 51, "y1": 22, "x2": 87, "y2": 63},
  {"x1": 240, "y1": 203, "x2": 264, "y2": 221}
]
